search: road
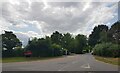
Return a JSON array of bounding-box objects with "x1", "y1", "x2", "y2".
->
[{"x1": 2, "y1": 53, "x2": 119, "y2": 71}]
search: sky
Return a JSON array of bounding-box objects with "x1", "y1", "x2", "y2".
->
[{"x1": 0, "y1": 0, "x2": 119, "y2": 46}]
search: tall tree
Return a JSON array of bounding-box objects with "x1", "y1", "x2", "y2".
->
[
  {"x1": 51, "y1": 31, "x2": 63, "y2": 45},
  {"x1": 2, "y1": 31, "x2": 22, "y2": 57},
  {"x1": 61, "y1": 33, "x2": 72, "y2": 50},
  {"x1": 75, "y1": 34, "x2": 87, "y2": 54},
  {"x1": 88, "y1": 25, "x2": 108, "y2": 47},
  {"x1": 68, "y1": 38, "x2": 77, "y2": 53},
  {"x1": 99, "y1": 29, "x2": 108, "y2": 43},
  {"x1": 108, "y1": 21, "x2": 120, "y2": 44}
]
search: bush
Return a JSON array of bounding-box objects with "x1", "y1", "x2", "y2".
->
[
  {"x1": 62, "y1": 49, "x2": 69, "y2": 55},
  {"x1": 109, "y1": 44, "x2": 120, "y2": 57},
  {"x1": 93, "y1": 43, "x2": 120, "y2": 57},
  {"x1": 2, "y1": 49, "x2": 24, "y2": 58},
  {"x1": 13, "y1": 49, "x2": 24, "y2": 57},
  {"x1": 25, "y1": 38, "x2": 53, "y2": 57},
  {"x1": 2, "y1": 47, "x2": 24, "y2": 58},
  {"x1": 51, "y1": 44, "x2": 63, "y2": 56}
]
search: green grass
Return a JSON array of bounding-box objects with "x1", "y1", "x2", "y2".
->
[
  {"x1": 2, "y1": 56, "x2": 63, "y2": 63},
  {"x1": 0, "y1": 58, "x2": 2, "y2": 62},
  {"x1": 94, "y1": 56, "x2": 120, "y2": 66}
]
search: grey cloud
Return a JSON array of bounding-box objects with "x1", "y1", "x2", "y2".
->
[
  {"x1": 48, "y1": 2, "x2": 80, "y2": 7},
  {"x1": 1, "y1": 2, "x2": 118, "y2": 35},
  {"x1": 1, "y1": 1, "x2": 118, "y2": 46}
]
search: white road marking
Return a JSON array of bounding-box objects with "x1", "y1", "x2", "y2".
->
[
  {"x1": 81, "y1": 63, "x2": 90, "y2": 69},
  {"x1": 58, "y1": 65, "x2": 70, "y2": 71}
]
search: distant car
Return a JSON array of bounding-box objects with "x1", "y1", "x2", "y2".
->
[{"x1": 24, "y1": 51, "x2": 32, "y2": 57}]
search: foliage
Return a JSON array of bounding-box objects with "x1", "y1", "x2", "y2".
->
[
  {"x1": 2, "y1": 31, "x2": 22, "y2": 50},
  {"x1": 107, "y1": 21, "x2": 120, "y2": 44},
  {"x1": 2, "y1": 47, "x2": 24, "y2": 57},
  {"x1": 51, "y1": 44, "x2": 63, "y2": 56},
  {"x1": 3, "y1": 20, "x2": 119, "y2": 58},
  {"x1": 2, "y1": 31, "x2": 22, "y2": 57},
  {"x1": 25, "y1": 37, "x2": 53, "y2": 57},
  {"x1": 75, "y1": 34, "x2": 87, "y2": 54},
  {"x1": 93, "y1": 43, "x2": 120, "y2": 57},
  {"x1": 88, "y1": 25, "x2": 108, "y2": 47},
  {"x1": 68, "y1": 38, "x2": 76, "y2": 53},
  {"x1": 13, "y1": 47, "x2": 24, "y2": 57},
  {"x1": 84, "y1": 46, "x2": 91, "y2": 53},
  {"x1": 51, "y1": 31, "x2": 63, "y2": 45},
  {"x1": 61, "y1": 33, "x2": 73, "y2": 52},
  {"x1": 99, "y1": 30, "x2": 108, "y2": 43}
]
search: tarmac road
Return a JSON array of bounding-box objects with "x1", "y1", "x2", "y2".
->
[{"x1": 2, "y1": 53, "x2": 119, "y2": 71}]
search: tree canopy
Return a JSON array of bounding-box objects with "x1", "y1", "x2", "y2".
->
[
  {"x1": 108, "y1": 21, "x2": 120, "y2": 44},
  {"x1": 2, "y1": 31, "x2": 22, "y2": 57},
  {"x1": 88, "y1": 25, "x2": 108, "y2": 47},
  {"x1": 75, "y1": 34, "x2": 87, "y2": 54},
  {"x1": 51, "y1": 31, "x2": 63, "y2": 45},
  {"x1": 2, "y1": 21, "x2": 119, "y2": 58}
]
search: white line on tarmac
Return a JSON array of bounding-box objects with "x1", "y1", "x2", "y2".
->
[
  {"x1": 81, "y1": 63, "x2": 90, "y2": 69},
  {"x1": 58, "y1": 64, "x2": 70, "y2": 71}
]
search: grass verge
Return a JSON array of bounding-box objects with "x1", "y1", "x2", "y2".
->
[
  {"x1": 94, "y1": 56, "x2": 120, "y2": 66},
  {"x1": 0, "y1": 58, "x2": 2, "y2": 62},
  {"x1": 2, "y1": 56, "x2": 63, "y2": 63}
]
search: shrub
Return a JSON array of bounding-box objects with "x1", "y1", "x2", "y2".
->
[
  {"x1": 25, "y1": 38, "x2": 53, "y2": 57},
  {"x1": 93, "y1": 43, "x2": 120, "y2": 57},
  {"x1": 109, "y1": 44, "x2": 120, "y2": 57},
  {"x1": 51, "y1": 44, "x2": 63, "y2": 56},
  {"x1": 13, "y1": 49, "x2": 24, "y2": 57},
  {"x1": 2, "y1": 47, "x2": 24, "y2": 58}
]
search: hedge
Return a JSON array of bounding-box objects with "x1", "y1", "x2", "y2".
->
[{"x1": 93, "y1": 43, "x2": 120, "y2": 57}]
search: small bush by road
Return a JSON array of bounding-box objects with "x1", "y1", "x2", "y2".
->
[{"x1": 93, "y1": 43, "x2": 120, "y2": 57}]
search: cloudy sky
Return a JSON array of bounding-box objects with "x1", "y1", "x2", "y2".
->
[{"x1": 0, "y1": 0, "x2": 119, "y2": 46}]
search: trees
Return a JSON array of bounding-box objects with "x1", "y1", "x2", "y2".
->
[
  {"x1": 51, "y1": 44, "x2": 63, "y2": 56},
  {"x1": 92, "y1": 21, "x2": 120, "y2": 57},
  {"x1": 61, "y1": 33, "x2": 73, "y2": 51},
  {"x1": 2, "y1": 31, "x2": 22, "y2": 57},
  {"x1": 93, "y1": 43, "x2": 120, "y2": 57},
  {"x1": 108, "y1": 21, "x2": 120, "y2": 44},
  {"x1": 51, "y1": 31, "x2": 63, "y2": 45},
  {"x1": 88, "y1": 25, "x2": 108, "y2": 47},
  {"x1": 68, "y1": 38, "x2": 76, "y2": 53},
  {"x1": 75, "y1": 34, "x2": 87, "y2": 54},
  {"x1": 99, "y1": 30, "x2": 108, "y2": 43},
  {"x1": 25, "y1": 31, "x2": 88, "y2": 57},
  {"x1": 2, "y1": 31, "x2": 22, "y2": 50},
  {"x1": 1, "y1": 30, "x2": 88, "y2": 58},
  {"x1": 25, "y1": 37, "x2": 53, "y2": 57}
]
